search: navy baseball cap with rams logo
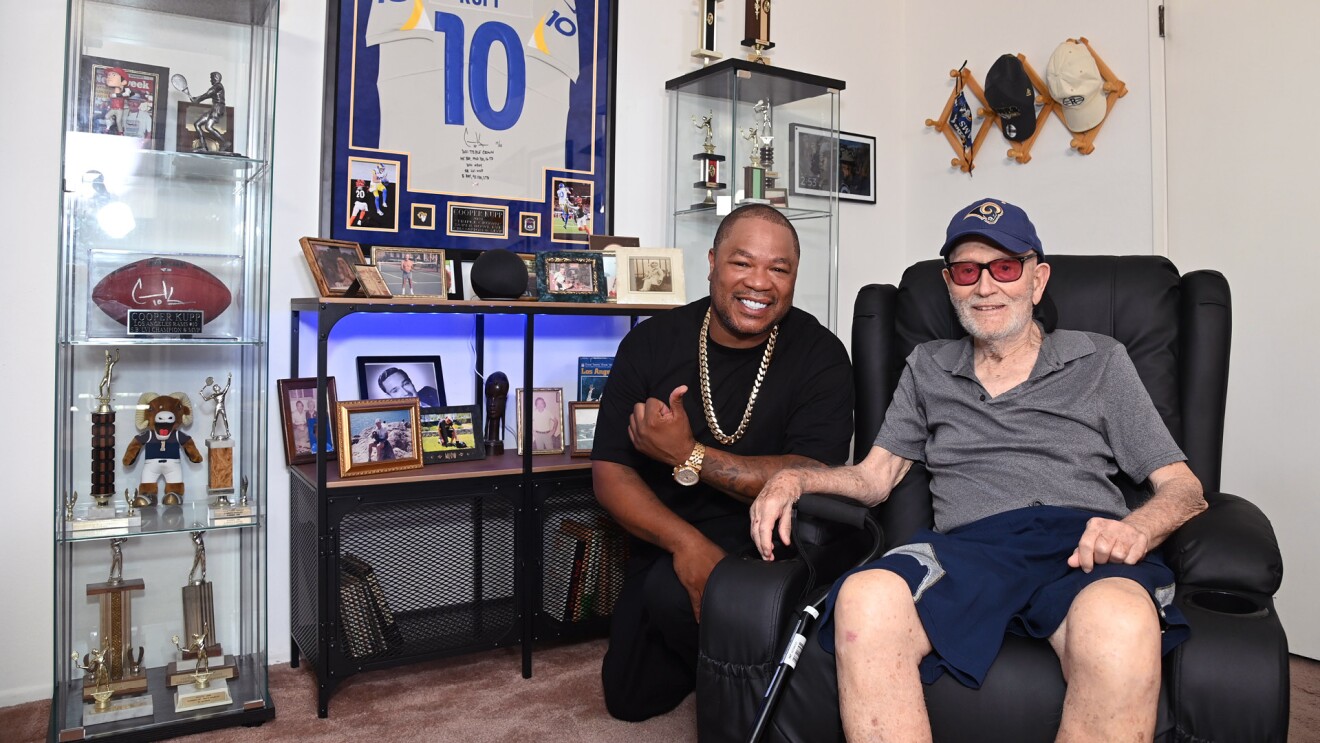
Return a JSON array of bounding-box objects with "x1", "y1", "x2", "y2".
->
[{"x1": 939, "y1": 198, "x2": 1044, "y2": 259}]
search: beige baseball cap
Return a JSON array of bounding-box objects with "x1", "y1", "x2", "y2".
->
[{"x1": 1046, "y1": 41, "x2": 1106, "y2": 133}]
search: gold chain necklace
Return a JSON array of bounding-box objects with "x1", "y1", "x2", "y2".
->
[{"x1": 699, "y1": 307, "x2": 779, "y2": 445}]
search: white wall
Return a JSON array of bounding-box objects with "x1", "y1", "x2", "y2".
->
[
  {"x1": 4, "y1": 0, "x2": 1313, "y2": 708},
  {"x1": 1163, "y1": 0, "x2": 1320, "y2": 658}
]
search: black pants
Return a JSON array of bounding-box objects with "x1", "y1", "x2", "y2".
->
[{"x1": 601, "y1": 515, "x2": 752, "y2": 722}]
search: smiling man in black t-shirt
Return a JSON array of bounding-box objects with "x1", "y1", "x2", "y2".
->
[{"x1": 591, "y1": 203, "x2": 854, "y2": 721}]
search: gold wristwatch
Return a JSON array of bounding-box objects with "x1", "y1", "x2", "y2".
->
[{"x1": 673, "y1": 442, "x2": 706, "y2": 486}]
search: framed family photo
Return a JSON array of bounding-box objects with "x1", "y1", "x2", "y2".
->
[
  {"x1": 335, "y1": 399, "x2": 423, "y2": 478},
  {"x1": 300, "y1": 236, "x2": 367, "y2": 297},
  {"x1": 536, "y1": 251, "x2": 607, "y2": 303},
  {"x1": 419, "y1": 405, "x2": 485, "y2": 464},
  {"x1": 516, "y1": 387, "x2": 565, "y2": 455},
  {"x1": 789, "y1": 124, "x2": 877, "y2": 203},
  {"x1": 356, "y1": 356, "x2": 446, "y2": 408},
  {"x1": 277, "y1": 377, "x2": 339, "y2": 465},
  {"x1": 371, "y1": 247, "x2": 446, "y2": 298},
  {"x1": 569, "y1": 402, "x2": 600, "y2": 457},
  {"x1": 615, "y1": 247, "x2": 687, "y2": 305}
]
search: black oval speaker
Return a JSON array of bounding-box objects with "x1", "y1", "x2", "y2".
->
[{"x1": 470, "y1": 249, "x2": 530, "y2": 300}]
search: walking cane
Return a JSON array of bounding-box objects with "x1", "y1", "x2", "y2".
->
[{"x1": 746, "y1": 494, "x2": 884, "y2": 743}]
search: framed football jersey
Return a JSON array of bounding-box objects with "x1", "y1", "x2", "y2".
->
[{"x1": 324, "y1": 0, "x2": 616, "y2": 252}]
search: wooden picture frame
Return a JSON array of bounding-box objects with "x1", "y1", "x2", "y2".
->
[
  {"x1": 351, "y1": 263, "x2": 393, "y2": 298},
  {"x1": 419, "y1": 405, "x2": 485, "y2": 464},
  {"x1": 589, "y1": 236, "x2": 639, "y2": 304},
  {"x1": 516, "y1": 387, "x2": 565, "y2": 455},
  {"x1": 299, "y1": 237, "x2": 367, "y2": 297},
  {"x1": 370, "y1": 247, "x2": 446, "y2": 298},
  {"x1": 356, "y1": 355, "x2": 445, "y2": 408},
  {"x1": 569, "y1": 402, "x2": 600, "y2": 457},
  {"x1": 277, "y1": 377, "x2": 339, "y2": 465},
  {"x1": 615, "y1": 247, "x2": 687, "y2": 305},
  {"x1": 536, "y1": 251, "x2": 607, "y2": 303},
  {"x1": 335, "y1": 398, "x2": 424, "y2": 478}
]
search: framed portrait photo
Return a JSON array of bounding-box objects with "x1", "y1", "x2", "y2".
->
[
  {"x1": 335, "y1": 399, "x2": 424, "y2": 478},
  {"x1": 356, "y1": 356, "x2": 446, "y2": 408},
  {"x1": 299, "y1": 236, "x2": 367, "y2": 297},
  {"x1": 277, "y1": 377, "x2": 339, "y2": 465},
  {"x1": 325, "y1": 1, "x2": 616, "y2": 252},
  {"x1": 568, "y1": 402, "x2": 600, "y2": 457},
  {"x1": 614, "y1": 247, "x2": 687, "y2": 305},
  {"x1": 516, "y1": 253, "x2": 539, "y2": 301},
  {"x1": 419, "y1": 405, "x2": 485, "y2": 464},
  {"x1": 789, "y1": 125, "x2": 877, "y2": 203},
  {"x1": 371, "y1": 247, "x2": 446, "y2": 298},
  {"x1": 516, "y1": 387, "x2": 565, "y2": 455},
  {"x1": 536, "y1": 251, "x2": 607, "y2": 303},
  {"x1": 77, "y1": 56, "x2": 169, "y2": 151}
]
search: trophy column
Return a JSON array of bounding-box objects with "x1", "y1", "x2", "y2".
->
[
  {"x1": 692, "y1": 111, "x2": 727, "y2": 209},
  {"x1": 741, "y1": 0, "x2": 775, "y2": 64},
  {"x1": 79, "y1": 538, "x2": 152, "y2": 724},
  {"x1": 90, "y1": 351, "x2": 120, "y2": 517},
  {"x1": 741, "y1": 126, "x2": 768, "y2": 203},
  {"x1": 692, "y1": 0, "x2": 723, "y2": 63}
]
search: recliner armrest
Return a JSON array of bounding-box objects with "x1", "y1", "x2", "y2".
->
[{"x1": 1162, "y1": 491, "x2": 1283, "y2": 594}]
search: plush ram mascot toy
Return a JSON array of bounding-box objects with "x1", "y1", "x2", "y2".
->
[{"x1": 122, "y1": 392, "x2": 203, "y2": 506}]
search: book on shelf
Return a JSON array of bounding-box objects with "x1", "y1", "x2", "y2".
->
[
  {"x1": 544, "y1": 524, "x2": 586, "y2": 622},
  {"x1": 559, "y1": 519, "x2": 600, "y2": 622},
  {"x1": 338, "y1": 552, "x2": 401, "y2": 658},
  {"x1": 577, "y1": 356, "x2": 613, "y2": 402},
  {"x1": 342, "y1": 552, "x2": 404, "y2": 647}
]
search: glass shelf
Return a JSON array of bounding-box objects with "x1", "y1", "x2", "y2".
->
[{"x1": 59, "y1": 503, "x2": 262, "y2": 543}]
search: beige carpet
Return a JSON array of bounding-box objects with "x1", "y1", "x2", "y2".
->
[{"x1": 7, "y1": 641, "x2": 1318, "y2": 742}]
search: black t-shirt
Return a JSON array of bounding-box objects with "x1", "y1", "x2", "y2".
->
[{"x1": 591, "y1": 297, "x2": 854, "y2": 532}]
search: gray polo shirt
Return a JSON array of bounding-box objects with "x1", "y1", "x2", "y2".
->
[{"x1": 876, "y1": 326, "x2": 1186, "y2": 533}]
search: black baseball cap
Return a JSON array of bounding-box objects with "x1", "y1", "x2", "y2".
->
[{"x1": 984, "y1": 54, "x2": 1036, "y2": 143}]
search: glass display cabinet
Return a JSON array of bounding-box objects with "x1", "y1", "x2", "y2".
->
[
  {"x1": 51, "y1": 0, "x2": 277, "y2": 739},
  {"x1": 666, "y1": 59, "x2": 845, "y2": 330}
]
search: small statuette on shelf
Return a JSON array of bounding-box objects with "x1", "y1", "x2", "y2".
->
[
  {"x1": 82, "y1": 548, "x2": 150, "y2": 710},
  {"x1": 753, "y1": 98, "x2": 779, "y2": 188},
  {"x1": 484, "y1": 372, "x2": 509, "y2": 456},
  {"x1": 692, "y1": 0, "x2": 724, "y2": 63},
  {"x1": 173, "y1": 71, "x2": 241, "y2": 156},
  {"x1": 72, "y1": 647, "x2": 152, "y2": 724},
  {"x1": 741, "y1": 125, "x2": 768, "y2": 203}
]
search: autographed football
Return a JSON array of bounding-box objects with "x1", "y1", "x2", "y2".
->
[{"x1": 92, "y1": 257, "x2": 232, "y2": 325}]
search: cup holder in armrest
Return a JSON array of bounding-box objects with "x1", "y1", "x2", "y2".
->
[{"x1": 1184, "y1": 589, "x2": 1269, "y2": 618}]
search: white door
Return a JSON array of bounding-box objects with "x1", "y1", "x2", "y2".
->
[{"x1": 1163, "y1": 0, "x2": 1320, "y2": 658}]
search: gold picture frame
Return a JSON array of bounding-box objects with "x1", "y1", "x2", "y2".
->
[{"x1": 335, "y1": 398, "x2": 424, "y2": 478}]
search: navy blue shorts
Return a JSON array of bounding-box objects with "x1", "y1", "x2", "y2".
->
[{"x1": 818, "y1": 505, "x2": 1190, "y2": 689}]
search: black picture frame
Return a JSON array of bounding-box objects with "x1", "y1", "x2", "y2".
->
[
  {"x1": 789, "y1": 124, "x2": 877, "y2": 204},
  {"x1": 356, "y1": 356, "x2": 446, "y2": 408},
  {"x1": 536, "y1": 251, "x2": 607, "y2": 303},
  {"x1": 77, "y1": 55, "x2": 170, "y2": 151},
  {"x1": 419, "y1": 405, "x2": 486, "y2": 464}
]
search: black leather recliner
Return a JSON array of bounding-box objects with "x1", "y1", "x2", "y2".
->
[{"x1": 697, "y1": 255, "x2": 1289, "y2": 742}]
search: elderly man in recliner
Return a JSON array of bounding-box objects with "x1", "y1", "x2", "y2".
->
[{"x1": 750, "y1": 198, "x2": 1208, "y2": 743}]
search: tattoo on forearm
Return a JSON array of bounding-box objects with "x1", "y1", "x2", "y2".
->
[{"x1": 703, "y1": 454, "x2": 823, "y2": 501}]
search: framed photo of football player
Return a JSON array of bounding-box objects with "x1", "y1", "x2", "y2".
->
[
  {"x1": 77, "y1": 56, "x2": 169, "y2": 151},
  {"x1": 324, "y1": 0, "x2": 617, "y2": 252},
  {"x1": 345, "y1": 157, "x2": 400, "y2": 232},
  {"x1": 299, "y1": 237, "x2": 367, "y2": 297},
  {"x1": 550, "y1": 178, "x2": 594, "y2": 245}
]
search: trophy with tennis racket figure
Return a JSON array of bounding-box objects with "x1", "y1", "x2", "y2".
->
[{"x1": 172, "y1": 72, "x2": 238, "y2": 156}]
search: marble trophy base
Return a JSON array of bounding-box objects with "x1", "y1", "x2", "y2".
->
[
  {"x1": 66, "y1": 507, "x2": 142, "y2": 534},
  {"x1": 175, "y1": 677, "x2": 232, "y2": 713},
  {"x1": 208, "y1": 502, "x2": 255, "y2": 526},
  {"x1": 83, "y1": 693, "x2": 153, "y2": 726},
  {"x1": 82, "y1": 672, "x2": 148, "y2": 701},
  {"x1": 206, "y1": 439, "x2": 234, "y2": 495},
  {"x1": 167, "y1": 655, "x2": 238, "y2": 686}
]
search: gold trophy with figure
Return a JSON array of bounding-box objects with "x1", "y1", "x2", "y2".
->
[
  {"x1": 692, "y1": 111, "x2": 728, "y2": 209},
  {"x1": 170, "y1": 625, "x2": 232, "y2": 712},
  {"x1": 67, "y1": 351, "x2": 142, "y2": 533},
  {"x1": 741, "y1": 0, "x2": 774, "y2": 64},
  {"x1": 168, "y1": 532, "x2": 239, "y2": 689},
  {"x1": 78, "y1": 538, "x2": 153, "y2": 724}
]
